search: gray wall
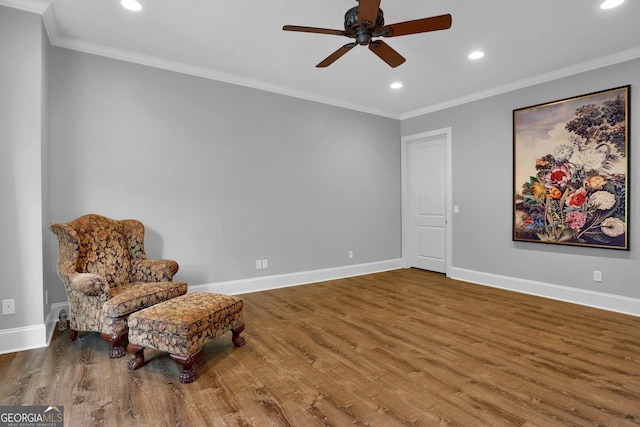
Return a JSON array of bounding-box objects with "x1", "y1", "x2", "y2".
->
[
  {"x1": 3, "y1": 2, "x2": 639, "y2": 351},
  {"x1": 41, "y1": 20, "x2": 52, "y2": 321},
  {"x1": 0, "y1": 6, "x2": 46, "y2": 331},
  {"x1": 403, "y1": 58, "x2": 640, "y2": 299},
  {"x1": 47, "y1": 47, "x2": 402, "y2": 303}
]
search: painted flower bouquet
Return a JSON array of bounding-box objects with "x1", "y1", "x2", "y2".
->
[{"x1": 514, "y1": 90, "x2": 627, "y2": 249}]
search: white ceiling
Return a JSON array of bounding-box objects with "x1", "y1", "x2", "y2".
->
[{"x1": 9, "y1": 0, "x2": 640, "y2": 118}]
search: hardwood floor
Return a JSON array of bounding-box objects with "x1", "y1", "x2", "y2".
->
[{"x1": 1, "y1": 268, "x2": 639, "y2": 426}]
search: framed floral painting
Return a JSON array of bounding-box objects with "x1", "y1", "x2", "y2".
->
[{"x1": 513, "y1": 85, "x2": 630, "y2": 250}]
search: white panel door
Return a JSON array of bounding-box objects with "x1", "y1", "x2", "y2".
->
[{"x1": 409, "y1": 136, "x2": 447, "y2": 272}]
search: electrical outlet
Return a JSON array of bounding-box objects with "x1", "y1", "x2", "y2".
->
[
  {"x1": 262, "y1": 259, "x2": 268, "y2": 269},
  {"x1": 256, "y1": 260, "x2": 262, "y2": 270},
  {"x1": 2, "y1": 299, "x2": 15, "y2": 315},
  {"x1": 348, "y1": 251, "x2": 354, "y2": 259},
  {"x1": 593, "y1": 270, "x2": 602, "y2": 282}
]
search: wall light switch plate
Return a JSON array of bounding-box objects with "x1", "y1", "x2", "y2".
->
[
  {"x1": 593, "y1": 270, "x2": 602, "y2": 282},
  {"x1": 256, "y1": 260, "x2": 262, "y2": 270}
]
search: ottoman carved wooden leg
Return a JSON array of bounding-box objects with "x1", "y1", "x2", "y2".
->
[
  {"x1": 127, "y1": 292, "x2": 245, "y2": 383},
  {"x1": 127, "y1": 344, "x2": 146, "y2": 370},
  {"x1": 232, "y1": 324, "x2": 246, "y2": 347},
  {"x1": 170, "y1": 350, "x2": 202, "y2": 384}
]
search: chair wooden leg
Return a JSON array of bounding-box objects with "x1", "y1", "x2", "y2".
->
[{"x1": 101, "y1": 333, "x2": 127, "y2": 358}]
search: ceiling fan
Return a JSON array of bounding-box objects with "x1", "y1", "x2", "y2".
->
[{"x1": 283, "y1": 0, "x2": 452, "y2": 68}]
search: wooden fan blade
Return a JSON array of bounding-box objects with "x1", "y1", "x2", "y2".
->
[
  {"x1": 357, "y1": 0, "x2": 381, "y2": 28},
  {"x1": 283, "y1": 25, "x2": 348, "y2": 36},
  {"x1": 317, "y1": 43, "x2": 357, "y2": 67},
  {"x1": 368, "y1": 40, "x2": 406, "y2": 68},
  {"x1": 381, "y1": 14, "x2": 452, "y2": 37}
]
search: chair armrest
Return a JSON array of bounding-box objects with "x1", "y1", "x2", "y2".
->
[
  {"x1": 69, "y1": 272, "x2": 109, "y2": 297},
  {"x1": 131, "y1": 259, "x2": 179, "y2": 282}
]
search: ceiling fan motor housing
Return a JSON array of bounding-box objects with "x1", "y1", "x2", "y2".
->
[
  {"x1": 344, "y1": 6, "x2": 385, "y2": 45},
  {"x1": 283, "y1": 1, "x2": 452, "y2": 68}
]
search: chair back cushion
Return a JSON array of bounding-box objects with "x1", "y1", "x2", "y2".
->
[{"x1": 72, "y1": 215, "x2": 133, "y2": 286}]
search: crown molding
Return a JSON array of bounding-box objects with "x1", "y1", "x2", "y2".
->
[
  {"x1": 1, "y1": 0, "x2": 398, "y2": 118},
  {"x1": 401, "y1": 46, "x2": 640, "y2": 120},
  {"x1": 50, "y1": 35, "x2": 400, "y2": 120},
  {"x1": 1, "y1": 0, "x2": 59, "y2": 44},
  {"x1": 50, "y1": 27, "x2": 640, "y2": 122},
  {"x1": 6, "y1": 0, "x2": 637, "y2": 121},
  {"x1": 0, "y1": 0, "x2": 49, "y2": 14},
  {"x1": 41, "y1": 1, "x2": 58, "y2": 42}
]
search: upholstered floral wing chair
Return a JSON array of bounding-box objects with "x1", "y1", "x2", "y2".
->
[{"x1": 50, "y1": 214, "x2": 188, "y2": 358}]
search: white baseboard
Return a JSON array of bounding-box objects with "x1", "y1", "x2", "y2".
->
[
  {"x1": 45, "y1": 302, "x2": 69, "y2": 345},
  {"x1": 0, "y1": 324, "x2": 48, "y2": 355},
  {"x1": 0, "y1": 261, "x2": 400, "y2": 355},
  {"x1": 451, "y1": 267, "x2": 640, "y2": 317},
  {"x1": 189, "y1": 259, "x2": 403, "y2": 295},
  {"x1": 7, "y1": 262, "x2": 634, "y2": 355},
  {"x1": 0, "y1": 303, "x2": 69, "y2": 355}
]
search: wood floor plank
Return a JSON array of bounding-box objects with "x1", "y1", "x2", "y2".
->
[{"x1": 1, "y1": 268, "x2": 640, "y2": 426}]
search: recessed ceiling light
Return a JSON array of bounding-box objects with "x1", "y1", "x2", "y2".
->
[
  {"x1": 390, "y1": 82, "x2": 403, "y2": 89},
  {"x1": 468, "y1": 50, "x2": 484, "y2": 60},
  {"x1": 121, "y1": 0, "x2": 142, "y2": 11},
  {"x1": 600, "y1": 0, "x2": 623, "y2": 9}
]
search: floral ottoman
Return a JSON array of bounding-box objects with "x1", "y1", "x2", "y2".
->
[{"x1": 126, "y1": 292, "x2": 245, "y2": 383}]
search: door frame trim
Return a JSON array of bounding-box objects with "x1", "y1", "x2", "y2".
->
[{"x1": 401, "y1": 127, "x2": 453, "y2": 276}]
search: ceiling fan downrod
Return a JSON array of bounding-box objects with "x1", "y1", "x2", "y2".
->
[
  {"x1": 283, "y1": 0, "x2": 452, "y2": 68},
  {"x1": 344, "y1": 5, "x2": 384, "y2": 45}
]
